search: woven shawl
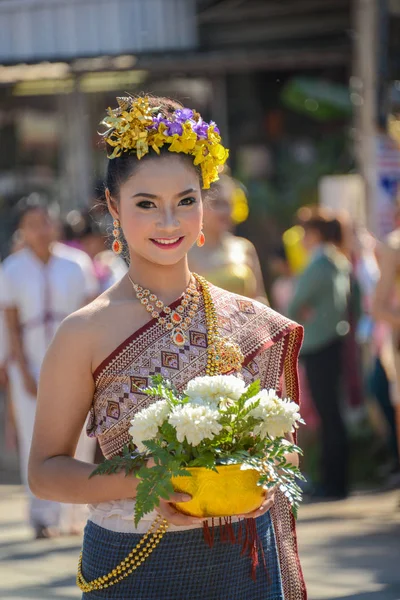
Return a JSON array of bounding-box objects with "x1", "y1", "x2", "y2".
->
[{"x1": 87, "y1": 283, "x2": 307, "y2": 600}]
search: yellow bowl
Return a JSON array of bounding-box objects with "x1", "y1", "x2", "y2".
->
[{"x1": 171, "y1": 464, "x2": 265, "y2": 518}]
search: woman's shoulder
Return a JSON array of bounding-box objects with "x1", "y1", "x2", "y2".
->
[{"x1": 56, "y1": 284, "x2": 122, "y2": 342}]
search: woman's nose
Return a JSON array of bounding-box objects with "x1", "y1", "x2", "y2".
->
[{"x1": 158, "y1": 208, "x2": 180, "y2": 230}]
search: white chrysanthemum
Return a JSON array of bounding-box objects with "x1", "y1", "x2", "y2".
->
[
  {"x1": 246, "y1": 389, "x2": 301, "y2": 439},
  {"x1": 184, "y1": 375, "x2": 246, "y2": 405},
  {"x1": 129, "y1": 400, "x2": 171, "y2": 452},
  {"x1": 168, "y1": 403, "x2": 223, "y2": 446}
]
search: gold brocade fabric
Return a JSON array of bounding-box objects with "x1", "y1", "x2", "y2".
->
[{"x1": 87, "y1": 283, "x2": 306, "y2": 600}]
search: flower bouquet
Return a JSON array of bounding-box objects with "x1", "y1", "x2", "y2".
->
[{"x1": 92, "y1": 374, "x2": 305, "y2": 526}]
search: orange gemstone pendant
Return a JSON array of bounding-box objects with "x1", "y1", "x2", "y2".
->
[
  {"x1": 171, "y1": 311, "x2": 182, "y2": 324},
  {"x1": 112, "y1": 239, "x2": 123, "y2": 255},
  {"x1": 172, "y1": 329, "x2": 186, "y2": 347}
]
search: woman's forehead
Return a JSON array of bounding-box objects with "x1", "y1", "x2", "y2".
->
[{"x1": 123, "y1": 156, "x2": 200, "y2": 196}]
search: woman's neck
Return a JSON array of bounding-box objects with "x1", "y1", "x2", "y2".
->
[{"x1": 127, "y1": 255, "x2": 191, "y2": 304}]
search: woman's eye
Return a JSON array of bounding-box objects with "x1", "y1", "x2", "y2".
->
[
  {"x1": 179, "y1": 197, "x2": 196, "y2": 206},
  {"x1": 136, "y1": 200, "x2": 156, "y2": 209}
]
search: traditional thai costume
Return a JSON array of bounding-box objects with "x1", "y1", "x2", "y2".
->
[{"x1": 81, "y1": 283, "x2": 306, "y2": 599}]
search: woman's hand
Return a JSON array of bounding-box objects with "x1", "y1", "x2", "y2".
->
[
  {"x1": 156, "y1": 493, "x2": 206, "y2": 527},
  {"x1": 237, "y1": 487, "x2": 276, "y2": 519},
  {"x1": 143, "y1": 459, "x2": 204, "y2": 526}
]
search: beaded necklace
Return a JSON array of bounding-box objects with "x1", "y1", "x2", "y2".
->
[{"x1": 128, "y1": 274, "x2": 200, "y2": 347}]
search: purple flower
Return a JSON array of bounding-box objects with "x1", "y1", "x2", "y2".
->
[
  {"x1": 151, "y1": 114, "x2": 167, "y2": 129},
  {"x1": 209, "y1": 121, "x2": 220, "y2": 134},
  {"x1": 193, "y1": 120, "x2": 209, "y2": 139},
  {"x1": 165, "y1": 121, "x2": 183, "y2": 136},
  {"x1": 174, "y1": 108, "x2": 194, "y2": 123}
]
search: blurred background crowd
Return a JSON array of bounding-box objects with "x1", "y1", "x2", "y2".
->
[{"x1": 0, "y1": 0, "x2": 399, "y2": 588}]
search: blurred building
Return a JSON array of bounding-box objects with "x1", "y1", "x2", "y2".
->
[{"x1": 0, "y1": 0, "x2": 399, "y2": 254}]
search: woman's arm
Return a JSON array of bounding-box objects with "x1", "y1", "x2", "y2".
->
[{"x1": 28, "y1": 313, "x2": 138, "y2": 505}]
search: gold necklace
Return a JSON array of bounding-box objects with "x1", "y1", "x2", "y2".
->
[
  {"x1": 76, "y1": 275, "x2": 244, "y2": 593},
  {"x1": 128, "y1": 274, "x2": 200, "y2": 347}
]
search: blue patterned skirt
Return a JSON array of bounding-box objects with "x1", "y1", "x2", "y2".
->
[{"x1": 81, "y1": 513, "x2": 283, "y2": 599}]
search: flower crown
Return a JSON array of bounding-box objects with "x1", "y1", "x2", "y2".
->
[{"x1": 101, "y1": 96, "x2": 229, "y2": 189}]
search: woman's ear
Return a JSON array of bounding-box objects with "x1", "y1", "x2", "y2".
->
[{"x1": 105, "y1": 188, "x2": 120, "y2": 221}]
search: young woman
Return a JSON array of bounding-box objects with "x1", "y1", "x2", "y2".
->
[{"x1": 28, "y1": 96, "x2": 306, "y2": 599}]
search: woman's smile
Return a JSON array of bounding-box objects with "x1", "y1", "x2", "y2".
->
[{"x1": 150, "y1": 236, "x2": 185, "y2": 249}]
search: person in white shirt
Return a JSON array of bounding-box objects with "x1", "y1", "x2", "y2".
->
[{"x1": 2, "y1": 196, "x2": 95, "y2": 538}]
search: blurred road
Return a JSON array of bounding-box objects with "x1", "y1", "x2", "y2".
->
[{"x1": 0, "y1": 485, "x2": 399, "y2": 600}]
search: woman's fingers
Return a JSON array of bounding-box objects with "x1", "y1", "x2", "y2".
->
[
  {"x1": 156, "y1": 494, "x2": 205, "y2": 526},
  {"x1": 237, "y1": 491, "x2": 276, "y2": 519},
  {"x1": 168, "y1": 492, "x2": 191, "y2": 503}
]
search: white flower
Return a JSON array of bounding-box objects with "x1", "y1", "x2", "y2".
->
[
  {"x1": 246, "y1": 389, "x2": 301, "y2": 439},
  {"x1": 168, "y1": 403, "x2": 223, "y2": 446},
  {"x1": 184, "y1": 375, "x2": 246, "y2": 405},
  {"x1": 129, "y1": 400, "x2": 171, "y2": 452}
]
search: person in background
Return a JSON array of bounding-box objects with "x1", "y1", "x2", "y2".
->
[
  {"x1": 63, "y1": 210, "x2": 127, "y2": 292},
  {"x1": 0, "y1": 264, "x2": 8, "y2": 388},
  {"x1": 2, "y1": 195, "x2": 95, "y2": 538},
  {"x1": 288, "y1": 208, "x2": 351, "y2": 500},
  {"x1": 189, "y1": 174, "x2": 268, "y2": 303},
  {"x1": 372, "y1": 225, "x2": 400, "y2": 479},
  {"x1": 52, "y1": 213, "x2": 99, "y2": 302}
]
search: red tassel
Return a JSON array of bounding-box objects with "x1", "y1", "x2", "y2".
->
[
  {"x1": 221, "y1": 516, "x2": 236, "y2": 544},
  {"x1": 237, "y1": 518, "x2": 243, "y2": 545},
  {"x1": 250, "y1": 520, "x2": 259, "y2": 581},
  {"x1": 203, "y1": 520, "x2": 213, "y2": 548},
  {"x1": 241, "y1": 518, "x2": 250, "y2": 556}
]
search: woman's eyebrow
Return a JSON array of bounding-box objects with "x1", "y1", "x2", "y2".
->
[
  {"x1": 175, "y1": 188, "x2": 197, "y2": 198},
  {"x1": 132, "y1": 188, "x2": 197, "y2": 200},
  {"x1": 132, "y1": 192, "x2": 158, "y2": 199}
]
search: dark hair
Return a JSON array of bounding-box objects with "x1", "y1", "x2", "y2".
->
[
  {"x1": 14, "y1": 193, "x2": 49, "y2": 230},
  {"x1": 103, "y1": 96, "x2": 202, "y2": 200},
  {"x1": 297, "y1": 206, "x2": 344, "y2": 246}
]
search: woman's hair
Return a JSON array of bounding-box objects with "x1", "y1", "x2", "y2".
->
[
  {"x1": 104, "y1": 96, "x2": 202, "y2": 200},
  {"x1": 297, "y1": 206, "x2": 344, "y2": 247}
]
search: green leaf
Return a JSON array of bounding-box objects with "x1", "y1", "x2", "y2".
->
[
  {"x1": 239, "y1": 380, "x2": 261, "y2": 402},
  {"x1": 89, "y1": 452, "x2": 146, "y2": 478}
]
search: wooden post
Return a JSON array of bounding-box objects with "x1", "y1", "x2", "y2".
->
[{"x1": 352, "y1": 0, "x2": 378, "y2": 235}]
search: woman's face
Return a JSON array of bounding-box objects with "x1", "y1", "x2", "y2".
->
[{"x1": 111, "y1": 155, "x2": 203, "y2": 267}]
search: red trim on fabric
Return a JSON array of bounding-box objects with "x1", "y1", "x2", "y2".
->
[
  {"x1": 277, "y1": 332, "x2": 290, "y2": 398},
  {"x1": 291, "y1": 511, "x2": 308, "y2": 599},
  {"x1": 242, "y1": 321, "x2": 300, "y2": 369},
  {"x1": 92, "y1": 295, "x2": 183, "y2": 381}
]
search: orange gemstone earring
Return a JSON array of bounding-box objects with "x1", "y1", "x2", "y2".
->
[
  {"x1": 197, "y1": 231, "x2": 205, "y2": 248},
  {"x1": 112, "y1": 219, "x2": 123, "y2": 255}
]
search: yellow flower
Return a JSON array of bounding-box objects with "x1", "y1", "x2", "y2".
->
[{"x1": 102, "y1": 97, "x2": 229, "y2": 189}]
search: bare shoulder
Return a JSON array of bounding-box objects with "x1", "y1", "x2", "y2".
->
[
  {"x1": 386, "y1": 229, "x2": 400, "y2": 259},
  {"x1": 377, "y1": 234, "x2": 400, "y2": 267},
  {"x1": 54, "y1": 283, "x2": 123, "y2": 353}
]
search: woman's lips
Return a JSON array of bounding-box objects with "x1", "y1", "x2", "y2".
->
[{"x1": 150, "y1": 236, "x2": 184, "y2": 250}]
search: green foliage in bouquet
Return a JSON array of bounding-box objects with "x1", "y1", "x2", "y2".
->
[{"x1": 91, "y1": 375, "x2": 305, "y2": 525}]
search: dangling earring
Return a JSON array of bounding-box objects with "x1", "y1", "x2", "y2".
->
[
  {"x1": 197, "y1": 231, "x2": 205, "y2": 248},
  {"x1": 112, "y1": 219, "x2": 123, "y2": 255}
]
